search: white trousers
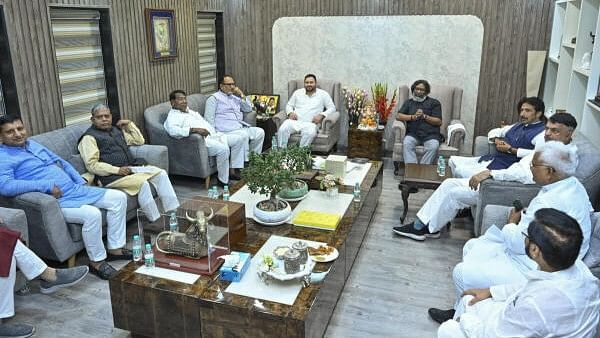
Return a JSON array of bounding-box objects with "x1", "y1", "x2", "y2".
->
[
  {"x1": 224, "y1": 127, "x2": 264, "y2": 161},
  {"x1": 438, "y1": 295, "x2": 501, "y2": 338},
  {"x1": 137, "y1": 169, "x2": 180, "y2": 222},
  {"x1": 448, "y1": 156, "x2": 490, "y2": 178},
  {"x1": 277, "y1": 120, "x2": 318, "y2": 147},
  {"x1": 61, "y1": 189, "x2": 127, "y2": 262},
  {"x1": 0, "y1": 241, "x2": 47, "y2": 318},
  {"x1": 416, "y1": 178, "x2": 479, "y2": 232},
  {"x1": 206, "y1": 132, "x2": 246, "y2": 183}
]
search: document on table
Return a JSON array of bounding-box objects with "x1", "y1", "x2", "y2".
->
[{"x1": 135, "y1": 265, "x2": 200, "y2": 284}]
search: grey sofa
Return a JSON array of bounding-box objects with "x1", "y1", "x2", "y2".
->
[
  {"x1": 272, "y1": 79, "x2": 341, "y2": 153},
  {"x1": 472, "y1": 133, "x2": 600, "y2": 235},
  {"x1": 0, "y1": 123, "x2": 168, "y2": 264},
  {"x1": 1, "y1": 207, "x2": 28, "y2": 291},
  {"x1": 144, "y1": 93, "x2": 256, "y2": 189},
  {"x1": 390, "y1": 84, "x2": 465, "y2": 173}
]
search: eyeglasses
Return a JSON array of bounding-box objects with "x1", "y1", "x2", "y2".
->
[
  {"x1": 521, "y1": 231, "x2": 529, "y2": 239},
  {"x1": 529, "y1": 162, "x2": 554, "y2": 170},
  {"x1": 222, "y1": 82, "x2": 236, "y2": 86}
]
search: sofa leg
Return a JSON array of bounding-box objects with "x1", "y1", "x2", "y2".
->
[
  {"x1": 67, "y1": 255, "x2": 76, "y2": 268},
  {"x1": 205, "y1": 177, "x2": 211, "y2": 190}
]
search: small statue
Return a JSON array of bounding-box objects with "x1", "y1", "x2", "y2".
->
[{"x1": 155, "y1": 208, "x2": 213, "y2": 259}]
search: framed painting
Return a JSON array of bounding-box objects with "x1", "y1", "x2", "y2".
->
[
  {"x1": 145, "y1": 8, "x2": 177, "y2": 61},
  {"x1": 249, "y1": 94, "x2": 280, "y2": 116}
]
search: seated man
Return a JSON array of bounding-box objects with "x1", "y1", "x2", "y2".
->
[
  {"x1": 1, "y1": 225, "x2": 88, "y2": 337},
  {"x1": 396, "y1": 79, "x2": 443, "y2": 164},
  {"x1": 164, "y1": 90, "x2": 245, "y2": 185},
  {"x1": 449, "y1": 97, "x2": 546, "y2": 178},
  {"x1": 437, "y1": 208, "x2": 600, "y2": 338},
  {"x1": 0, "y1": 115, "x2": 131, "y2": 280},
  {"x1": 204, "y1": 74, "x2": 264, "y2": 163},
  {"x1": 277, "y1": 73, "x2": 336, "y2": 148},
  {"x1": 393, "y1": 113, "x2": 576, "y2": 240},
  {"x1": 429, "y1": 141, "x2": 593, "y2": 323},
  {"x1": 78, "y1": 104, "x2": 180, "y2": 222}
]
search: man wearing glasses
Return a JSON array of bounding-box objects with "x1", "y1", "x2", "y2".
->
[
  {"x1": 437, "y1": 208, "x2": 600, "y2": 338},
  {"x1": 204, "y1": 74, "x2": 265, "y2": 169},
  {"x1": 428, "y1": 140, "x2": 593, "y2": 324}
]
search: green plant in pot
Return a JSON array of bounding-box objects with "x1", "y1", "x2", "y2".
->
[{"x1": 241, "y1": 146, "x2": 311, "y2": 224}]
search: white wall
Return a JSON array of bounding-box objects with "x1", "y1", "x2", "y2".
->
[{"x1": 273, "y1": 15, "x2": 484, "y2": 151}]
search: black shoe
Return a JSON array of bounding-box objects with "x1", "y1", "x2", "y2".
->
[
  {"x1": 0, "y1": 322, "x2": 35, "y2": 337},
  {"x1": 89, "y1": 262, "x2": 118, "y2": 280},
  {"x1": 106, "y1": 248, "x2": 133, "y2": 261},
  {"x1": 39, "y1": 266, "x2": 88, "y2": 294},
  {"x1": 229, "y1": 173, "x2": 241, "y2": 181},
  {"x1": 392, "y1": 223, "x2": 427, "y2": 241},
  {"x1": 428, "y1": 308, "x2": 455, "y2": 324}
]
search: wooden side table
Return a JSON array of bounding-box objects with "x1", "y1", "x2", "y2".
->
[
  {"x1": 256, "y1": 116, "x2": 277, "y2": 151},
  {"x1": 398, "y1": 163, "x2": 452, "y2": 223},
  {"x1": 347, "y1": 128, "x2": 384, "y2": 160}
]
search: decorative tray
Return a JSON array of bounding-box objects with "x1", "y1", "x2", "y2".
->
[{"x1": 258, "y1": 258, "x2": 315, "y2": 281}]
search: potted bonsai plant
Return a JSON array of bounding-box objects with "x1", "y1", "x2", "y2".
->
[{"x1": 241, "y1": 145, "x2": 311, "y2": 224}]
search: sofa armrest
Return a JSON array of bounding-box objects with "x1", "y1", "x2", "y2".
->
[
  {"x1": 129, "y1": 144, "x2": 169, "y2": 172},
  {"x1": 0, "y1": 207, "x2": 28, "y2": 243},
  {"x1": 480, "y1": 204, "x2": 511, "y2": 235},
  {"x1": 474, "y1": 135, "x2": 496, "y2": 157},
  {"x1": 474, "y1": 179, "x2": 541, "y2": 236},
  {"x1": 244, "y1": 111, "x2": 257, "y2": 127},
  {"x1": 447, "y1": 119, "x2": 466, "y2": 149},
  {"x1": 272, "y1": 111, "x2": 287, "y2": 129},
  {"x1": 321, "y1": 111, "x2": 340, "y2": 134},
  {"x1": 392, "y1": 120, "x2": 406, "y2": 143}
]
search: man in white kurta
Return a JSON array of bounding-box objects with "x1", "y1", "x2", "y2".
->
[
  {"x1": 164, "y1": 90, "x2": 245, "y2": 185},
  {"x1": 277, "y1": 74, "x2": 336, "y2": 148},
  {"x1": 79, "y1": 104, "x2": 179, "y2": 222},
  {"x1": 437, "y1": 208, "x2": 600, "y2": 338},
  {"x1": 392, "y1": 113, "x2": 577, "y2": 240}
]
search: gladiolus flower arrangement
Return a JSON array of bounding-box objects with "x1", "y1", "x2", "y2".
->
[{"x1": 371, "y1": 83, "x2": 397, "y2": 124}]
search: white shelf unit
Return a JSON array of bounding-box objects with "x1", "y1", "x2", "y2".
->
[{"x1": 544, "y1": 0, "x2": 600, "y2": 148}]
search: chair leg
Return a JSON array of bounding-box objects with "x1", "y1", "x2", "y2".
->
[
  {"x1": 205, "y1": 177, "x2": 211, "y2": 190},
  {"x1": 67, "y1": 255, "x2": 76, "y2": 268}
]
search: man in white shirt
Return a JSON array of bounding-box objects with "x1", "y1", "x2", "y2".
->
[
  {"x1": 277, "y1": 74, "x2": 336, "y2": 148},
  {"x1": 437, "y1": 208, "x2": 600, "y2": 338},
  {"x1": 429, "y1": 140, "x2": 593, "y2": 323},
  {"x1": 163, "y1": 90, "x2": 245, "y2": 185},
  {"x1": 393, "y1": 113, "x2": 577, "y2": 240},
  {"x1": 204, "y1": 75, "x2": 264, "y2": 163}
]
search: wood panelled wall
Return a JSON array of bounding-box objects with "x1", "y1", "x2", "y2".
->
[
  {"x1": 0, "y1": 0, "x2": 200, "y2": 135},
  {"x1": 196, "y1": 0, "x2": 554, "y2": 137}
]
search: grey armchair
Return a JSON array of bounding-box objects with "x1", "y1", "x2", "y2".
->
[
  {"x1": 272, "y1": 79, "x2": 341, "y2": 153},
  {"x1": 1, "y1": 207, "x2": 28, "y2": 291},
  {"x1": 473, "y1": 133, "x2": 600, "y2": 236},
  {"x1": 144, "y1": 93, "x2": 256, "y2": 189},
  {"x1": 0, "y1": 123, "x2": 168, "y2": 264},
  {"x1": 390, "y1": 84, "x2": 465, "y2": 173}
]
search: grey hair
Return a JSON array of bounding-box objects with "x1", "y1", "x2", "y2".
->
[
  {"x1": 536, "y1": 140, "x2": 578, "y2": 177},
  {"x1": 90, "y1": 103, "x2": 109, "y2": 116}
]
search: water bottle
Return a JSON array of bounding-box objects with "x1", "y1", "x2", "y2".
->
[
  {"x1": 353, "y1": 182, "x2": 361, "y2": 202},
  {"x1": 223, "y1": 185, "x2": 230, "y2": 201},
  {"x1": 437, "y1": 155, "x2": 446, "y2": 177},
  {"x1": 207, "y1": 187, "x2": 214, "y2": 199},
  {"x1": 144, "y1": 243, "x2": 155, "y2": 268},
  {"x1": 211, "y1": 185, "x2": 218, "y2": 199},
  {"x1": 169, "y1": 211, "x2": 178, "y2": 232},
  {"x1": 271, "y1": 135, "x2": 278, "y2": 150},
  {"x1": 132, "y1": 235, "x2": 142, "y2": 263}
]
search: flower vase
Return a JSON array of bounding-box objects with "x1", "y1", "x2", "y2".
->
[{"x1": 327, "y1": 186, "x2": 339, "y2": 199}]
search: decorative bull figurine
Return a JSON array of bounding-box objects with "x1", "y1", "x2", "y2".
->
[{"x1": 155, "y1": 207, "x2": 214, "y2": 259}]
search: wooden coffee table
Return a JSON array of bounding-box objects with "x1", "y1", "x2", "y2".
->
[
  {"x1": 110, "y1": 162, "x2": 383, "y2": 338},
  {"x1": 399, "y1": 163, "x2": 452, "y2": 223}
]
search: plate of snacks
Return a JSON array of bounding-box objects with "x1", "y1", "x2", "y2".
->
[{"x1": 308, "y1": 245, "x2": 339, "y2": 262}]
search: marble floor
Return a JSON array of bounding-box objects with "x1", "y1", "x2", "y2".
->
[{"x1": 7, "y1": 158, "x2": 472, "y2": 337}]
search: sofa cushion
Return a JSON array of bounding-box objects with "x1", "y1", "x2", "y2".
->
[
  {"x1": 583, "y1": 213, "x2": 600, "y2": 271},
  {"x1": 573, "y1": 135, "x2": 600, "y2": 181}
]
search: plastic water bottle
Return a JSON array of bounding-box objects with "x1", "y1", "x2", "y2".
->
[
  {"x1": 437, "y1": 155, "x2": 446, "y2": 177},
  {"x1": 223, "y1": 185, "x2": 230, "y2": 201},
  {"x1": 211, "y1": 185, "x2": 218, "y2": 199},
  {"x1": 353, "y1": 182, "x2": 361, "y2": 202},
  {"x1": 169, "y1": 211, "x2": 178, "y2": 232},
  {"x1": 144, "y1": 243, "x2": 155, "y2": 268},
  {"x1": 271, "y1": 135, "x2": 278, "y2": 150},
  {"x1": 132, "y1": 235, "x2": 142, "y2": 263}
]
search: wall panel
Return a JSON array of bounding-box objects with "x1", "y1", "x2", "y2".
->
[{"x1": 196, "y1": 0, "x2": 553, "y2": 139}]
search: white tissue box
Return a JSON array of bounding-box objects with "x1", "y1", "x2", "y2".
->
[{"x1": 325, "y1": 155, "x2": 347, "y2": 179}]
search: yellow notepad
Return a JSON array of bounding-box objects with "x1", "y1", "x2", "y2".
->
[{"x1": 292, "y1": 210, "x2": 341, "y2": 231}]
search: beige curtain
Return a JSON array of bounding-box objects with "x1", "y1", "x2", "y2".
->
[{"x1": 527, "y1": 51, "x2": 547, "y2": 97}]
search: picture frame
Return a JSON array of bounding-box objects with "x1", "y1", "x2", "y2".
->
[
  {"x1": 249, "y1": 94, "x2": 280, "y2": 116},
  {"x1": 144, "y1": 8, "x2": 177, "y2": 61}
]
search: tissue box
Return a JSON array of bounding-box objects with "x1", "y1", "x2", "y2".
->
[
  {"x1": 220, "y1": 251, "x2": 251, "y2": 282},
  {"x1": 325, "y1": 155, "x2": 347, "y2": 179}
]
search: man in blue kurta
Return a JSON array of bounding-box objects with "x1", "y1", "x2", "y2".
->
[
  {"x1": 0, "y1": 115, "x2": 130, "y2": 280},
  {"x1": 448, "y1": 97, "x2": 546, "y2": 178},
  {"x1": 204, "y1": 74, "x2": 264, "y2": 167}
]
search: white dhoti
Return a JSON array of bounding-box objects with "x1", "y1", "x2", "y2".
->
[
  {"x1": 0, "y1": 241, "x2": 47, "y2": 319},
  {"x1": 416, "y1": 178, "x2": 479, "y2": 232},
  {"x1": 224, "y1": 127, "x2": 264, "y2": 161},
  {"x1": 277, "y1": 119, "x2": 318, "y2": 147},
  {"x1": 448, "y1": 156, "x2": 491, "y2": 178},
  {"x1": 61, "y1": 189, "x2": 127, "y2": 262},
  {"x1": 438, "y1": 295, "x2": 504, "y2": 338},
  {"x1": 135, "y1": 169, "x2": 180, "y2": 222}
]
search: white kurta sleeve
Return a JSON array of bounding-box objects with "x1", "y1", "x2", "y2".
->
[
  {"x1": 240, "y1": 96, "x2": 252, "y2": 113},
  {"x1": 163, "y1": 112, "x2": 191, "y2": 139},
  {"x1": 321, "y1": 91, "x2": 336, "y2": 118},
  {"x1": 204, "y1": 96, "x2": 217, "y2": 127},
  {"x1": 490, "y1": 155, "x2": 534, "y2": 184},
  {"x1": 516, "y1": 131, "x2": 544, "y2": 158},
  {"x1": 286, "y1": 91, "x2": 298, "y2": 114}
]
